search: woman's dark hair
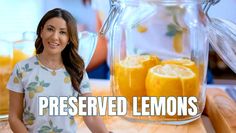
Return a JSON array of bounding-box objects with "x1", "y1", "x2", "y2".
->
[{"x1": 35, "y1": 8, "x2": 84, "y2": 93}]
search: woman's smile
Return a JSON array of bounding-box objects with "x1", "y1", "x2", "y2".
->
[
  {"x1": 40, "y1": 17, "x2": 69, "y2": 55},
  {"x1": 48, "y1": 42, "x2": 60, "y2": 49}
]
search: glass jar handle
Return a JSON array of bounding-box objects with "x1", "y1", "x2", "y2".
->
[
  {"x1": 203, "y1": 0, "x2": 221, "y2": 21},
  {"x1": 208, "y1": 18, "x2": 236, "y2": 73},
  {"x1": 78, "y1": 31, "x2": 98, "y2": 68},
  {"x1": 99, "y1": 0, "x2": 121, "y2": 36},
  {"x1": 203, "y1": 0, "x2": 236, "y2": 73}
]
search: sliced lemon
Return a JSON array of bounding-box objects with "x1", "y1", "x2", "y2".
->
[
  {"x1": 35, "y1": 86, "x2": 44, "y2": 93},
  {"x1": 64, "y1": 76, "x2": 71, "y2": 83},
  {"x1": 173, "y1": 32, "x2": 183, "y2": 53},
  {"x1": 146, "y1": 64, "x2": 198, "y2": 97},
  {"x1": 161, "y1": 59, "x2": 201, "y2": 96},
  {"x1": 161, "y1": 58, "x2": 198, "y2": 74},
  {"x1": 115, "y1": 55, "x2": 159, "y2": 103},
  {"x1": 136, "y1": 24, "x2": 148, "y2": 33}
]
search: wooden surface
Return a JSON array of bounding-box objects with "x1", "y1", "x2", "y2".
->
[
  {"x1": 1, "y1": 79, "x2": 236, "y2": 133},
  {"x1": 204, "y1": 88, "x2": 236, "y2": 133},
  {"x1": 77, "y1": 116, "x2": 207, "y2": 133},
  {"x1": 0, "y1": 116, "x2": 208, "y2": 133},
  {"x1": 78, "y1": 80, "x2": 209, "y2": 133}
]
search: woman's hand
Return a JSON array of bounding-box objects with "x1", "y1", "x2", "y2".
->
[{"x1": 81, "y1": 93, "x2": 109, "y2": 133}]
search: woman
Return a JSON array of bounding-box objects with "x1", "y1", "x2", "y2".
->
[{"x1": 7, "y1": 8, "x2": 109, "y2": 133}]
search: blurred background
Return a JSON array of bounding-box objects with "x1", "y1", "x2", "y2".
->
[{"x1": 0, "y1": 0, "x2": 235, "y2": 84}]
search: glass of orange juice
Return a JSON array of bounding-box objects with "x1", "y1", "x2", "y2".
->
[
  {"x1": 13, "y1": 31, "x2": 36, "y2": 66},
  {"x1": 0, "y1": 40, "x2": 13, "y2": 120},
  {"x1": 0, "y1": 32, "x2": 35, "y2": 121}
]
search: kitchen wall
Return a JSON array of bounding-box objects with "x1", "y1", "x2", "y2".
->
[
  {"x1": 0, "y1": 0, "x2": 43, "y2": 35},
  {"x1": 0, "y1": 0, "x2": 96, "y2": 42}
]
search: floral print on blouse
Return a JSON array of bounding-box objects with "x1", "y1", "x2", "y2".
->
[{"x1": 7, "y1": 56, "x2": 91, "y2": 133}]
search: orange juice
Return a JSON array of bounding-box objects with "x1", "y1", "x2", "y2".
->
[
  {"x1": 0, "y1": 48, "x2": 31, "y2": 119},
  {"x1": 13, "y1": 49, "x2": 29, "y2": 67},
  {"x1": 0, "y1": 56, "x2": 12, "y2": 118}
]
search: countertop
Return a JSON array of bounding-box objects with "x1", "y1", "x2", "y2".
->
[{"x1": 1, "y1": 79, "x2": 236, "y2": 133}]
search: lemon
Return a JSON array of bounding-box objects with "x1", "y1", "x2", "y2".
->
[
  {"x1": 161, "y1": 58, "x2": 198, "y2": 74},
  {"x1": 64, "y1": 76, "x2": 71, "y2": 83},
  {"x1": 173, "y1": 32, "x2": 183, "y2": 53},
  {"x1": 13, "y1": 77, "x2": 19, "y2": 84},
  {"x1": 35, "y1": 86, "x2": 44, "y2": 93},
  {"x1": 115, "y1": 55, "x2": 159, "y2": 104},
  {"x1": 146, "y1": 64, "x2": 198, "y2": 97},
  {"x1": 29, "y1": 91, "x2": 35, "y2": 99},
  {"x1": 136, "y1": 24, "x2": 148, "y2": 33},
  {"x1": 161, "y1": 58, "x2": 200, "y2": 97},
  {"x1": 146, "y1": 65, "x2": 182, "y2": 97},
  {"x1": 26, "y1": 120, "x2": 34, "y2": 125}
]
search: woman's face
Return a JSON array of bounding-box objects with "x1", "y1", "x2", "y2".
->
[{"x1": 40, "y1": 17, "x2": 69, "y2": 56}]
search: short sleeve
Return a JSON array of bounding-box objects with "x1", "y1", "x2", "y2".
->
[
  {"x1": 79, "y1": 72, "x2": 92, "y2": 94},
  {"x1": 7, "y1": 64, "x2": 24, "y2": 93}
]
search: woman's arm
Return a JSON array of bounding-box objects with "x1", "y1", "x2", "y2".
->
[
  {"x1": 8, "y1": 91, "x2": 28, "y2": 133},
  {"x1": 82, "y1": 93, "x2": 109, "y2": 133},
  {"x1": 83, "y1": 116, "x2": 108, "y2": 133}
]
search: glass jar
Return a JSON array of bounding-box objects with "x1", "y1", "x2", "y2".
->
[
  {"x1": 0, "y1": 40, "x2": 13, "y2": 120},
  {"x1": 101, "y1": 0, "x2": 236, "y2": 124},
  {"x1": 78, "y1": 31, "x2": 98, "y2": 68},
  {"x1": 13, "y1": 31, "x2": 36, "y2": 66},
  {"x1": 0, "y1": 32, "x2": 35, "y2": 120}
]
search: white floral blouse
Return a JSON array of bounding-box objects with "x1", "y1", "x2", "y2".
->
[{"x1": 7, "y1": 56, "x2": 91, "y2": 133}]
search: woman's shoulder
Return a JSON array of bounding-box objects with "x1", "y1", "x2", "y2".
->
[{"x1": 14, "y1": 55, "x2": 37, "y2": 69}]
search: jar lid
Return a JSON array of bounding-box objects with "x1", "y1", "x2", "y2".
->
[{"x1": 208, "y1": 18, "x2": 236, "y2": 73}]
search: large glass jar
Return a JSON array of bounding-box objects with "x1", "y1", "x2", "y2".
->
[
  {"x1": 0, "y1": 40, "x2": 13, "y2": 120},
  {"x1": 102, "y1": 0, "x2": 236, "y2": 124},
  {"x1": 0, "y1": 32, "x2": 35, "y2": 120}
]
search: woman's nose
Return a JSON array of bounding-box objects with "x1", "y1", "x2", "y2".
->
[{"x1": 51, "y1": 31, "x2": 59, "y2": 40}]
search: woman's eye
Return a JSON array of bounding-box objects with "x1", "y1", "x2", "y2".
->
[
  {"x1": 60, "y1": 31, "x2": 67, "y2": 35},
  {"x1": 47, "y1": 28, "x2": 53, "y2": 31}
]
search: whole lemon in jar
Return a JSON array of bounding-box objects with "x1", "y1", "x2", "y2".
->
[
  {"x1": 114, "y1": 55, "x2": 160, "y2": 104},
  {"x1": 145, "y1": 64, "x2": 198, "y2": 98},
  {"x1": 161, "y1": 59, "x2": 201, "y2": 97}
]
